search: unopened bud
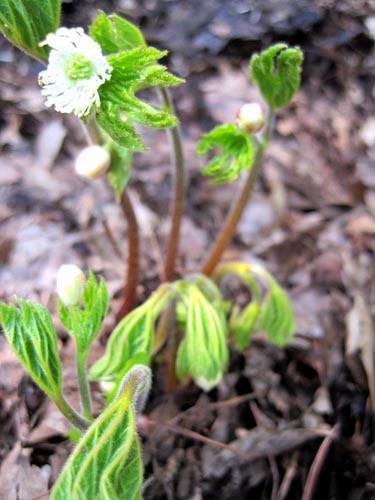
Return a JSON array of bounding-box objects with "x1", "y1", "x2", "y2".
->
[
  {"x1": 74, "y1": 145, "x2": 110, "y2": 180},
  {"x1": 57, "y1": 264, "x2": 86, "y2": 307},
  {"x1": 236, "y1": 103, "x2": 265, "y2": 133}
]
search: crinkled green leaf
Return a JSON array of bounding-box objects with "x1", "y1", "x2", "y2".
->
[
  {"x1": 107, "y1": 141, "x2": 132, "y2": 201},
  {"x1": 0, "y1": 0, "x2": 60, "y2": 62},
  {"x1": 50, "y1": 365, "x2": 151, "y2": 500},
  {"x1": 250, "y1": 43, "x2": 303, "y2": 109},
  {"x1": 0, "y1": 298, "x2": 62, "y2": 398},
  {"x1": 231, "y1": 302, "x2": 260, "y2": 352},
  {"x1": 96, "y1": 102, "x2": 145, "y2": 151},
  {"x1": 58, "y1": 270, "x2": 109, "y2": 353},
  {"x1": 197, "y1": 123, "x2": 256, "y2": 183},
  {"x1": 89, "y1": 12, "x2": 145, "y2": 54},
  {"x1": 97, "y1": 46, "x2": 183, "y2": 150},
  {"x1": 259, "y1": 282, "x2": 294, "y2": 346},
  {"x1": 175, "y1": 283, "x2": 229, "y2": 391}
]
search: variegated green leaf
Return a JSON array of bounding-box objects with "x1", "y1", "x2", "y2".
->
[
  {"x1": 50, "y1": 365, "x2": 151, "y2": 500},
  {"x1": 0, "y1": 0, "x2": 61, "y2": 62},
  {"x1": 0, "y1": 298, "x2": 62, "y2": 398}
]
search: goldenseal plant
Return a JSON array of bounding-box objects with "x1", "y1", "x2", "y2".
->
[
  {"x1": 0, "y1": 0, "x2": 303, "y2": 497},
  {"x1": 0, "y1": 265, "x2": 152, "y2": 499}
]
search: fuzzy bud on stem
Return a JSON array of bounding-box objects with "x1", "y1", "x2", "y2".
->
[
  {"x1": 236, "y1": 102, "x2": 265, "y2": 133},
  {"x1": 75, "y1": 145, "x2": 110, "y2": 180},
  {"x1": 57, "y1": 264, "x2": 86, "y2": 307}
]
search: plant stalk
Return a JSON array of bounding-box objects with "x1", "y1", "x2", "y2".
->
[
  {"x1": 76, "y1": 349, "x2": 93, "y2": 421},
  {"x1": 54, "y1": 393, "x2": 90, "y2": 431},
  {"x1": 200, "y1": 109, "x2": 274, "y2": 276},
  {"x1": 158, "y1": 87, "x2": 185, "y2": 281},
  {"x1": 117, "y1": 188, "x2": 140, "y2": 320}
]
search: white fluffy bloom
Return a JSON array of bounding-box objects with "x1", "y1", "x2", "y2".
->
[{"x1": 38, "y1": 27, "x2": 112, "y2": 118}]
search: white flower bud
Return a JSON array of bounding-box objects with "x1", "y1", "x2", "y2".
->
[
  {"x1": 75, "y1": 145, "x2": 111, "y2": 180},
  {"x1": 236, "y1": 102, "x2": 265, "y2": 133},
  {"x1": 57, "y1": 264, "x2": 86, "y2": 307}
]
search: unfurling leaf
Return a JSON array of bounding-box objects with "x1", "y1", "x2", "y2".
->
[
  {"x1": 58, "y1": 270, "x2": 109, "y2": 353},
  {"x1": 231, "y1": 302, "x2": 260, "y2": 352},
  {"x1": 0, "y1": 298, "x2": 62, "y2": 398},
  {"x1": 197, "y1": 123, "x2": 256, "y2": 183},
  {"x1": 89, "y1": 12, "x2": 145, "y2": 53},
  {"x1": 0, "y1": 0, "x2": 61, "y2": 62},
  {"x1": 90, "y1": 284, "x2": 173, "y2": 382},
  {"x1": 258, "y1": 281, "x2": 294, "y2": 346},
  {"x1": 175, "y1": 282, "x2": 229, "y2": 391},
  {"x1": 50, "y1": 365, "x2": 151, "y2": 500},
  {"x1": 215, "y1": 262, "x2": 294, "y2": 350},
  {"x1": 250, "y1": 44, "x2": 303, "y2": 109}
]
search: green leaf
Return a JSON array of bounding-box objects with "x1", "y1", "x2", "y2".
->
[
  {"x1": 197, "y1": 123, "x2": 256, "y2": 183},
  {"x1": 250, "y1": 43, "x2": 303, "y2": 109},
  {"x1": 107, "y1": 141, "x2": 133, "y2": 201},
  {"x1": 90, "y1": 285, "x2": 173, "y2": 381},
  {"x1": 96, "y1": 46, "x2": 183, "y2": 150},
  {"x1": 90, "y1": 306, "x2": 153, "y2": 381},
  {"x1": 259, "y1": 282, "x2": 294, "y2": 346},
  {"x1": 58, "y1": 270, "x2": 109, "y2": 353},
  {"x1": 231, "y1": 302, "x2": 260, "y2": 352},
  {"x1": 50, "y1": 365, "x2": 151, "y2": 500},
  {"x1": 215, "y1": 261, "x2": 294, "y2": 349},
  {"x1": 175, "y1": 283, "x2": 229, "y2": 391},
  {"x1": 0, "y1": 0, "x2": 61, "y2": 62},
  {"x1": 0, "y1": 298, "x2": 62, "y2": 398},
  {"x1": 89, "y1": 12, "x2": 145, "y2": 53}
]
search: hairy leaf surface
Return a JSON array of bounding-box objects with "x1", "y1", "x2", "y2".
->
[
  {"x1": 50, "y1": 366, "x2": 151, "y2": 500},
  {"x1": 0, "y1": 298, "x2": 62, "y2": 398}
]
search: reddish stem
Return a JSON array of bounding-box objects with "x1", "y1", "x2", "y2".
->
[{"x1": 117, "y1": 189, "x2": 140, "y2": 320}]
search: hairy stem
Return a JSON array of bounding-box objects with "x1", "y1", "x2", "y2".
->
[
  {"x1": 200, "y1": 109, "x2": 274, "y2": 276},
  {"x1": 158, "y1": 87, "x2": 185, "y2": 281},
  {"x1": 76, "y1": 349, "x2": 93, "y2": 421},
  {"x1": 117, "y1": 188, "x2": 140, "y2": 320},
  {"x1": 54, "y1": 393, "x2": 90, "y2": 431}
]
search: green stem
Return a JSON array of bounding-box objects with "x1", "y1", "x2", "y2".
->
[
  {"x1": 158, "y1": 87, "x2": 185, "y2": 281},
  {"x1": 76, "y1": 349, "x2": 93, "y2": 421},
  {"x1": 53, "y1": 393, "x2": 90, "y2": 431},
  {"x1": 117, "y1": 188, "x2": 140, "y2": 320},
  {"x1": 200, "y1": 109, "x2": 274, "y2": 276}
]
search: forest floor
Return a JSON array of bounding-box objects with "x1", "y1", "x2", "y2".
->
[{"x1": 0, "y1": 1, "x2": 375, "y2": 499}]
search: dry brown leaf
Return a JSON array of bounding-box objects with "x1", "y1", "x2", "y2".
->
[
  {"x1": 0, "y1": 444, "x2": 50, "y2": 500},
  {"x1": 346, "y1": 290, "x2": 375, "y2": 412}
]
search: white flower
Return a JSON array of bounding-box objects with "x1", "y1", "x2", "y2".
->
[
  {"x1": 75, "y1": 145, "x2": 111, "y2": 179},
  {"x1": 57, "y1": 264, "x2": 86, "y2": 307},
  {"x1": 38, "y1": 27, "x2": 112, "y2": 118}
]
